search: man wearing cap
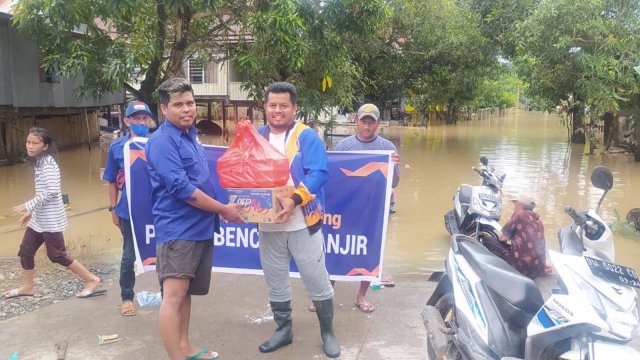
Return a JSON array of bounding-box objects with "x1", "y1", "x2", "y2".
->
[
  {"x1": 317, "y1": 103, "x2": 400, "y2": 314},
  {"x1": 103, "y1": 100, "x2": 154, "y2": 316},
  {"x1": 337, "y1": 104, "x2": 400, "y2": 187},
  {"x1": 498, "y1": 198, "x2": 547, "y2": 279}
]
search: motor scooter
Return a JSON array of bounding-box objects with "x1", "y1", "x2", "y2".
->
[
  {"x1": 425, "y1": 166, "x2": 640, "y2": 359},
  {"x1": 444, "y1": 156, "x2": 505, "y2": 243}
]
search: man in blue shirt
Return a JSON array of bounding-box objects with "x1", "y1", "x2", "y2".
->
[
  {"x1": 103, "y1": 100, "x2": 153, "y2": 317},
  {"x1": 145, "y1": 78, "x2": 244, "y2": 360}
]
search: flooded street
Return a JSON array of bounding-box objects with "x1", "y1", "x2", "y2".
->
[
  {"x1": 1, "y1": 111, "x2": 640, "y2": 279},
  {"x1": 382, "y1": 111, "x2": 640, "y2": 278},
  {"x1": 0, "y1": 144, "x2": 123, "y2": 261}
]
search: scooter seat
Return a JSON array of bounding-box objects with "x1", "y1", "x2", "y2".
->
[{"x1": 457, "y1": 235, "x2": 544, "y2": 312}]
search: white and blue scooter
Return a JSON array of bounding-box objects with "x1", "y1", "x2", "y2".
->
[
  {"x1": 425, "y1": 166, "x2": 640, "y2": 359},
  {"x1": 444, "y1": 156, "x2": 505, "y2": 244}
]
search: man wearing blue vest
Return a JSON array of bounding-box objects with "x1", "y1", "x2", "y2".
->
[
  {"x1": 103, "y1": 100, "x2": 153, "y2": 317},
  {"x1": 256, "y1": 82, "x2": 340, "y2": 358}
]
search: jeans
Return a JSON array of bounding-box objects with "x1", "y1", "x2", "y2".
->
[{"x1": 119, "y1": 217, "x2": 136, "y2": 301}]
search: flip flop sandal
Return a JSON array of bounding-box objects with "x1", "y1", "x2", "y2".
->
[
  {"x1": 76, "y1": 289, "x2": 108, "y2": 298},
  {"x1": 121, "y1": 302, "x2": 136, "y2": 316},
  {"x1": 185, "y1": 348, "x2": 219, "y2": 360},
  {"x1": 381, "y1": 279, "x2": 396, "y2": 288},
  {"x1": 354, "y1": 301, "x2": 376, "y2": 313}
]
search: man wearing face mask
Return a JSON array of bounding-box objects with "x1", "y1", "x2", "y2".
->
[{"x1": 102, "y1": 100, "x2": 153, "y2": 316}]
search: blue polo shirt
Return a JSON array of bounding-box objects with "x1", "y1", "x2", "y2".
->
[
  {"x1": 103, "y1": 135, "x2": 134, "y2": 220},
  {"x1": 145, "y1": 120, "x2": 219, "y2": 244}
]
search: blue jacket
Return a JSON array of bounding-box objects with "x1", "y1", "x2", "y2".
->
[
  {"x1": 145, "y1": 120, "x2": 219, "y2": 243},
  {"x1": 102, "y1": 135, "x2": 132, "y2": 219},
  {"x1": 257, "y1": 121, "x2": 327, "y2": 227}
]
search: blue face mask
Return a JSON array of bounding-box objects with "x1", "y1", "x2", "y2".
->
[{"x1": 130, "y1": 124, "x2": 149, "y2": 136}]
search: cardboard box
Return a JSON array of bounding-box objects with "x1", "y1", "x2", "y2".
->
[{"x1": 227, "y1": 186, "x2": 295, "y2": 223}]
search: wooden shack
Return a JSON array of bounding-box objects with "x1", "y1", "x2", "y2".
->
[{"x1": 0, "y1": 9, "x2": 123, "y2": 164}]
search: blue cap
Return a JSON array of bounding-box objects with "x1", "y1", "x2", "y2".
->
[{"x1": 125, "y1": 101, "x2": 152, "y2": 117}]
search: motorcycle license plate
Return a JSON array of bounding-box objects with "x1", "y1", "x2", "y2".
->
[{"x1": 584, "y1": 256, "x2": 640, "y2": 288}]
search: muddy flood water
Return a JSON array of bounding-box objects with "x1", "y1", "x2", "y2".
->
[{"x1": 1, "y1": 111, "x2": 640, "y2": 279}]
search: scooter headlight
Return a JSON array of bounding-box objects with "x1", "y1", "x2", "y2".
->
[{"x1": 472, "y1": 195, "x2": 501, "y2": 217}]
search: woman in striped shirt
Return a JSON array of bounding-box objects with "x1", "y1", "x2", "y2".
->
[{"x1": 3, "y1": 127, "x2": 105, "y2": 299}]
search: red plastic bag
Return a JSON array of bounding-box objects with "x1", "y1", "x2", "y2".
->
[{"x1": 217, "y1": 119, "x2": 290, "y2": 188}]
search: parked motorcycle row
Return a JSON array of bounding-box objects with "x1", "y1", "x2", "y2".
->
[{"x1": 425, "y1": 158, "x2": 640, "y2": 359}]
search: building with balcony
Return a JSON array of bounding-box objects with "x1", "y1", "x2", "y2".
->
[{"x1": 182, "y1": 55, "x2": 262, "y2": 137}]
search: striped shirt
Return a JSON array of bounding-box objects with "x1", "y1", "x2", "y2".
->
[{"x1": 24, "y1": 154, "x2": 68, "y2": 233}]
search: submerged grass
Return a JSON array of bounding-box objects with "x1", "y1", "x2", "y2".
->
[{"x1": 611, "y1": 209, "x2": 640, "y2": 240}]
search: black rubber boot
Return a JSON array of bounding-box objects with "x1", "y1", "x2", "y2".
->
[
  {"x1": 259, "y1": 300, "x2": 293, "y2": 353},
  {"x1": 313, "y1": 299, "x2": 341, "y2": 358}
]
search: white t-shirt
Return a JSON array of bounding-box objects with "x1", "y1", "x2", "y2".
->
[{"x1": 259, "y1": 131, "x2": 308, "y2": 232}]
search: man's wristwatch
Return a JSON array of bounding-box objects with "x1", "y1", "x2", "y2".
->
[{"x1": 108, "y1": 206, "x2": 115, "y2": 212}]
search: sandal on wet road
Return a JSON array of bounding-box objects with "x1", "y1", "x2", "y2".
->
[
  {"x1": 354, "y1": 301, "x2": 376, "y2": 313},
  {"x1": 121, "y1": 301, "x2": 136, "y2": 316},
  {"x1": 76, "y1": 289, "x2": 107, "y2": 298}
]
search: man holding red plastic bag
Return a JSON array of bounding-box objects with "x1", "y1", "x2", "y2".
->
[{"x1": 251, "y1": 82, "x2": 339, "y2": 358}]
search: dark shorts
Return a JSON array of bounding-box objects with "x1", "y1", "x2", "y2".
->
[{"x1": 156, "y1": 239, "x2": 213, "y2": 296}]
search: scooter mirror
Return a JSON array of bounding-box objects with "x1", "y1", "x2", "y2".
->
[
  {"x1": 480, "y1": 156, "x2": 488, "y2": 166},
  {"x1": 591, "y1": 166, "x2": 613, "y2": 191}
]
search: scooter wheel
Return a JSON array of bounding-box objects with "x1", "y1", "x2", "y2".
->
[
  {"x1": 428, "y1": 293, "x2": 461, "y2": 360},
  {"x1": 465, "y1": 227, "x2": 499, "y2": 244}
]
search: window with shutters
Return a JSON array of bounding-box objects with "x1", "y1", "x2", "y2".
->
[
  {"x1": 188, "y1": 59, "x2": 204, "y2": 84},
  {"x1": 204, "y1": 62, "x2": 218, "y2": 84},
  {"x1": 37, "y1": 48, "x2": 60, "y2": 84}
]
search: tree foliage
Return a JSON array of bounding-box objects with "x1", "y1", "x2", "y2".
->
[
  {"x1": 14, "y1": 0, "x2": 639, "y2": 134},
  {"x1": 473, "y1": 68, "x2": 521, "y2": 109},
  {"x1": 514, "y1": 0, "x2": 640, "y2": 128},
  {"x1": 469, "y1": 0, "x2": 536, "y2": 58},
  {"x1": 235, "y1": 0, "x2": 391, "y2": 122},
  {"x1": 13, "y1": 0, "x2": 244, "y2": 110},
  {"x1": 395, "y1": 0, "x2": 497, "y2": 122}
]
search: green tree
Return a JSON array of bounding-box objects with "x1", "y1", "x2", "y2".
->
[
  {"x1": 515, "y1": 0, "x2": 640, "y2": 143},
  {"x1": 469, "y1": 0, "x2": 536, "y2": 58},
  {"x1": 343, "y1": 0, "x2": 410, "y2": 117},
  {"x1": 235, "y1": 0, "x2": 391, "y2": 123},
  {"x1": 473, "y1": 68, "x2": 521, "y2": 110},
  {"x1": 397, "y1": 0, "x2": 496, "y2": 123},
  {"x1": 13, "y1": 0, "x2": 245, "y2": 114}
]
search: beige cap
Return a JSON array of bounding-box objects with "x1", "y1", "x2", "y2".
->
[{"x1": 357, "y1": 103, "x2": 380, "y2": 121}]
